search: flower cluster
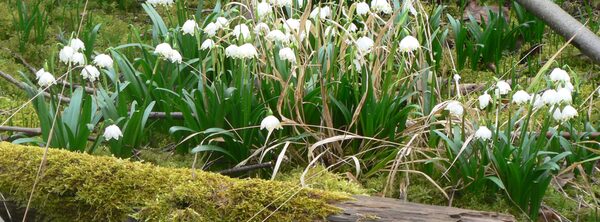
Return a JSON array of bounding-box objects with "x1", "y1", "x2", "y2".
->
[
  {"x1": 58, "y1": 38, "x2": 114, "y2": 83},
  {"x1": 36, "y1": 68, "x2": 56, "y2": 88}
]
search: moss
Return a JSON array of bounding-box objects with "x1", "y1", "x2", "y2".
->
[
  {"x1": 0, "y1": 142, "x2": 348, "y2": 221},
  {"x1": 278, "y1": 166, "x2": 370, "y2": 195}
]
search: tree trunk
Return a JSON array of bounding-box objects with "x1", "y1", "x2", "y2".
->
[{"x1": 515, "y1": 0, "x2": 600, "y2": 64}]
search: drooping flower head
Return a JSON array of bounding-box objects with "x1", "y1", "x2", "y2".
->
[
  {"x1": 495, "y1": 80, "x2": 511, "y2": 96},
  {"x1": 371, "y1": 0, "x2": 392, "y2": 14},
  {"x1": 356, "y1": 2, "x2": 370, "y2": 16},
  {"x1": 260, "y1": 115, "x2": 283, "y2": 133},
  {"x1": 399, "y1": 35, "x2": 420, "y2": 53},
  {"x1": 94, "y1": 54, "x2": 114, "y2": 68},
  {"x1": 478, "y1": 92, "x2": 492, "y2": 109},
  {"x1": 103, "y1": 124, "x2": 123, "y2": 141},
  {"x1": 512, "y1": 90, "x2": 531, "y2": 105},
  {"x1": 181, "y1": 19, "x2": 198, "y2": 35},
  {"x1": 474, "y1": 126, "x2": 492, "y2": 141},
  {"x1": 81, "y1": 65, "x2": 100, "y2": 82},
  {"x1": 445, "y1": 101, "x2": 464, "y2": 117}
]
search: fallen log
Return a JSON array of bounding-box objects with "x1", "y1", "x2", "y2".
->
[
  {"x1": 515, "y1": 0, "x2": 600, "y2": 64},
  {"x1": 0, "y1": 142, "x2": 517, "y2": 222},
  {"x1": 328, "y1": 195, "x2": 515, "y2": 222},
  {"x1": 0, "y1": 142, "x2": 345, "y2": 221}
]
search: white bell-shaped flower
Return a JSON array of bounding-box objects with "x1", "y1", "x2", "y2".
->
[
  {"x1": 266, "y1": 30, "x2": 289, "y2": 43},
  {"x1": 260, "y1": 115, "x2": 283, "y2": 133},
  {"x1": 81, "y1": 65, "x2": 100, "y2": 82},
  {"x1": 310, "y1": 6, "x2": 332, "y2": 20},
  {"x1": 233, "y1": 24, "x2": 251, "y2": 39},
  {"x1": 556, "y1": 87, "x2": 572, "y2": 104},
  {"x1": 445, "y1": 101, "x2": 464, "y2": 117},
  {"x1": 59, "y1": 46, "x2": 75, "y2": 64},
  {"x1": 478, "y1": 92, "x2": 492, "y2": 109},
  {"x1": 257, "y1": 1, "x2": 272, "y2": 18},
  {"x1": 37, "y1": 72, "x2": 56, "y2": 88},
  {"x1": 371, "y1": 0, "x2": 392, "y2": 14},
  {"x1": 94, "y1": 54, "x2": 114, "y2": 68},
  {"x1": 549, "y1": 68, "x2": 570, "y2": 83},
  {"x1": 512, "y1": 90, "x2": 531, "y2": 105},
  {"x1": 181, "y1": 19, "x2": 198, "y2": 35},
  {"x1": 200, "y1": 39, "x2": 215, "y2": 50},
  {"x1": 561, "y1": 105, "x2": 578, "y2": 121},
  {"x1": 495, "y1": 80, "x2": 511, "y2": 96},
  {"x1": 254, "y1": 23, "x2": 270, "y2": 35},
  {"x1": 474, "y1": 126, "x2": 492, "y2": 141},
  {"x1": 72, "y1": 52, "x2": 86, "y2": 66},
  {"x1": 399, "y1": 35, "x2": 420, "y2": 53},
  {"x1": 69, "y1": 38, "x2": 86, "y2": 51},
  {"x1": 356, "y1": 36, "x2": 374, "y2": 55},
  {"x1": 356, "y1": 2, "x2": 370, "y2": 15},
  {"x1": 279, "y1": 47, "x2": 296, "y2": 63},
  {"x1": 203, "y1": 22, "x2": 218, "y2": 37},
  {"x1": 103, "y1": 124, "x2": 123, "y2": 141},
  {"x1": 542, "y1": 89, "x2": 559, "y2": 106}
]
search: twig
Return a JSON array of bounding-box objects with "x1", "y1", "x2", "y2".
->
[{"x1": 217, "y1": 162, "x2": 274, "y2": 175}]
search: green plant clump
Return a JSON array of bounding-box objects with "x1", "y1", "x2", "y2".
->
[{"x1": 0, "y1": 142, "x2": 347, "y2": 221}]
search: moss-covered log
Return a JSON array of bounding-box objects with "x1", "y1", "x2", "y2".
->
[{"x1": 0, "y1": 142, "x2": 346, "y2": 221}]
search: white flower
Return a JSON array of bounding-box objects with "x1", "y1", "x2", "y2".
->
[
  {"x1": 103, "y1": 124, "x2": 123, "y2": 141},
  {"x1": 531, "y1": 94, "x2": 544, "y2": 109},
  {"x1": 356, "y1": 36, "x2": 374, "y2": 55},
  {"x1": 225, "y1": 45, "x2": 239, "y2": 58},
  {"x1": 549, "y1": 68, "x2": 570, "y2": 83},
  {"x1": 167, "y1": 50, "x2": 182, "y2": 63},
  {"x1": 204, "y1": 22, "x2": 218, "y2": 37},
  {"x1": 512, "y1": 90, "x2": 531, "y2": 105},
  {"x1": 254, "y1": 23, "x2": 270, "y2": 35},
  {"x1": 69, "y1": 38, "x2": 85, "y2": 51},
  {"x1": 348, "y1": 23, "x2": 358, "y2": 32},
  {"x1": 453, "y1": 74, "x2": 461, "y2": 82},
  {"x1": 356, "y1": 2, "x2": 370, "y2": 15},
  {"x1": 283, "y1": 18, "x2": 311, "y2": 33},
  {"x1": 237, "y1": 43, "x2": 258, "y2": 59},
  {"x1": 399, "y1": 35, "x2": 420, "y2": 53},
  {"x1": 371, "y1": 0, "x2": 392, "y2": 14},
  {"x1": 257, "y1": 0, "x2": 272, "y2": 17},
  {"x1": 563, "y1": 82, "x2": 574, "y2": 92},
  {"x1": 81, "y1": 65, "x2": 100, "y2": 82},
  {"x1": 216, "y1": 17, "x2": 229, "y2": 29},
  {"x1": 310, "y1": 6, "x2": 332, "y2": 20},
  {"x1": 35, "y1": 68, "x2": 46, "y2": 79},
  {"x1": 181, "y1": 19, "x2": 197, "y2": 35},
  {"x1": 59, "y1": 46, "x2": 75, "y2": 64},
  {"x1": 72, "y1": 52, "x2": 86, "y2": 66},
  {"x1": 552, "y1": 108, "x2": 563, "y2": 122},
  {"x1": 478, "y1": 92, "x2": 492, "y2": 109},
  {"x1": 94, "y1": 54, "x2": 113, "y2": 68},
  {"x1": 233, "y1": 24, "x2": 251, "y2": 39},
  {"x1": 352, "y1": 59, "x2": 362, "y2": 70},
  {"x1": 266, "y1": 30, "x2": 289, "y2": 43},
  {"x1": 542, "y1": 89, "x2": 559, "y2": 106},
  {"x1": 495, "y1": 80, "x2": 512, "y2": 95},
  {"x1": 272, "y1": 0, "x2": 292, "y2": 7},
  {"x1": 154, "y1": 43, "x2": 173, "y2": 57},
  {"x1": 474, "y1": 126, "x2": 492, "y2": 141},
  {"x1": 279, "y1": 47, "x2": 296, "y2": 63},
  {"x1": 445, "y1": 101, "x2": 464, "y2": 117},
  {"x1": 37, "y1": 72, "x2": 56, "y2": 88},
  {"x1": 147, "y1": 0, "x2": 174, "y2": 7},
  {"x1": 260, "y1": 115, "x2": 283, "y2": 133},
  {"x1": 561, "y1": 105, "x2": 578, "y2": 121},
  {"x1": 200, "y1": 39, "x2": 215, "y2": 50},
  {"x1": 402, "y1": 0, "x2": 417, "y2": 16},
  {"x1": 557, "y1": 87, "x2": 572, "y2": 104}
]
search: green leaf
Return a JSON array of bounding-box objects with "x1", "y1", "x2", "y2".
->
[
  {"x1": 191, "y1": 144, "x2": 236, "y2": 161},
  {"x1": 487, "y1": 176, "x2": 505, "y2": 189}
]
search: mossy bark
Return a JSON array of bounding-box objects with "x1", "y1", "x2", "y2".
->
[{"x1": 0, "y1": 142, "x2": 346, "y2": 221}]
